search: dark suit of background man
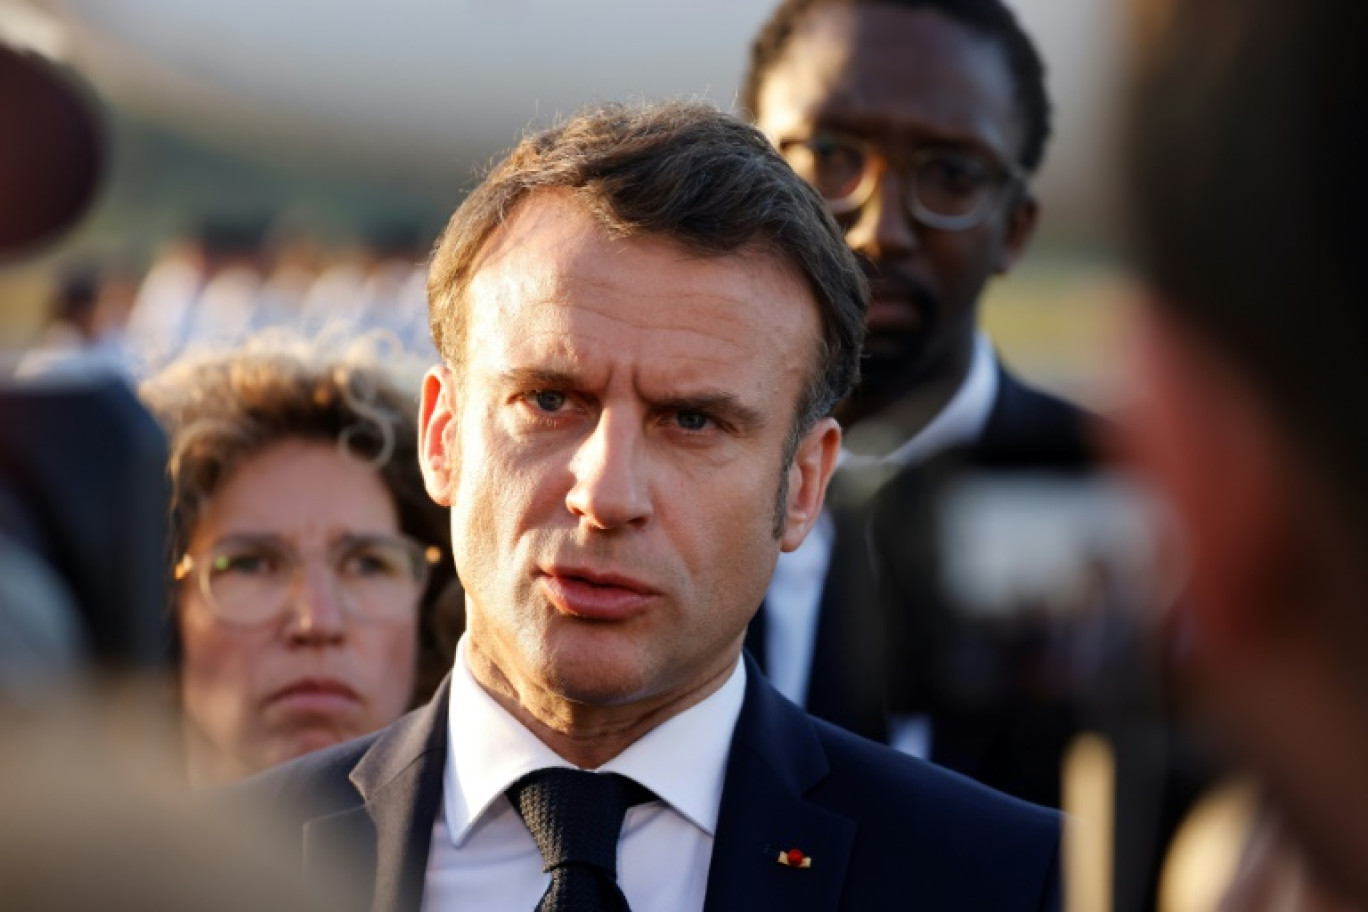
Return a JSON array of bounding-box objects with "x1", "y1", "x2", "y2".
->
[
  {"x1": 1123, "y1": 0, "x2": 1368, "y2": 906},
  {"x1": 740, "y1": 0, "x2": 1090, "y2": 807},
  {"x1": 238, "y1": 101, "x2": 1060, "y2": 911}
]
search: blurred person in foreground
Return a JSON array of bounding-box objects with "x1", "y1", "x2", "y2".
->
[
  {"x1": 141, "y1": 338, "x2": 459, "y2": 786},
  {"x1": 740, "y1": 0, "x2": 1089, "y2": 805},
  {"x1": 238, "y1": 100, "x2": 1060, "y2": 912},
  {"x1": 1123, "y1": 0, "x2": 1368, "y2": 907}
]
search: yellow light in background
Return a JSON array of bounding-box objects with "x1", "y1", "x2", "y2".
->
[
  {"x1": 1157, "y1": 779, "x2": 1257, "y2": 912},
  {"x1": 1064, "y1": 733, "x2": 1116, "y2": 912}
]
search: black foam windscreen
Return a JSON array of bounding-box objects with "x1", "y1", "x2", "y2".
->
[{"x1": 0, "y1": 44, "x2": 103, "y2": 257}]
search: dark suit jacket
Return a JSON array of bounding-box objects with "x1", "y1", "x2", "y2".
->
[
  {"x1": 236, "y1": 655, "x2": 1061, "y2": 912},
  {"x1": 750, "y1": 365, "x2": 1094, "y2": 808}
]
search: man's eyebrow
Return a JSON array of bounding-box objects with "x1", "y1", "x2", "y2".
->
[
  {"x1": 813, "y1": 113, "x2": 1002, "y2": 158},
  {"x1": 497, "y1": 367, "x2": 581, "y2": 390},
  {"x1": 654, "y1": 391, "x2": 765, "y2": 431},
  {"x1": 496, "y1": 369, "x2": 766, "y2": 430}
]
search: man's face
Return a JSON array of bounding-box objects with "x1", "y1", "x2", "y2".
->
[
  {"x1": 756, "y1": 4, "x2": 1038, "y2": 409},
  {"x1": 419, "y1": 192, "x2": 838, "y2": 717}
]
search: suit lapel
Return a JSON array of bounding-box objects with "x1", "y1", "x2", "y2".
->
[
  {"x1": 804, "y1": 470, "x2": 889, "y2": 742},
  {"x1": 305, "y1": 677, "x2": 451, "y2": 912},
  {"x1": 704, "y1": 656, "x2": 856, "y2": 912}
]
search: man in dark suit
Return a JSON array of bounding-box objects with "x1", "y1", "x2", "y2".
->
[
  {"x1": 241, "y1": 101, "x2": 1059, "y2": 911},
  {"x1": 740, "y1": 0, "x2": 1089, "y2": 807}
]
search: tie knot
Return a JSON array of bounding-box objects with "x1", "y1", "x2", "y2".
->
[{"x1": 507, "y1": 768, "x2": 653, "y2": 876}]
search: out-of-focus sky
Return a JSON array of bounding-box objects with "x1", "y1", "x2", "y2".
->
[{"x1": 12, "y1": 0, "x2": 1127, "y2": 245}]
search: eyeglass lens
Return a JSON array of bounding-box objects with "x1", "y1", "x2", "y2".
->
[
  {"x1": 786, "y1": 135, "x2": 1006, "y2": 225},
  {"x1": 199, "y1": 534, "x2": 427, "y2": 624}
]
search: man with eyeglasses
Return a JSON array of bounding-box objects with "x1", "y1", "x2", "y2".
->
[{"x1": 741, "y1": 0, "x2": 1090, "y2": 807}]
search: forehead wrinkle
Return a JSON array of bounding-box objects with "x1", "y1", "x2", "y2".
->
[
  {"x1": 490, "y1": 297, "x2": 792, "y2": 425},
  {"x1": 506, "y1": 283, "x2": 777, "y2": 366}
]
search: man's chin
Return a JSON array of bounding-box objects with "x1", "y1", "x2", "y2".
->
[
  {"x1": 546, "y1": 670, "x2": 652, "y2": 709},
  {"x1": 540, "y1": 642, "x2": 654, "y2": 708},
  {"x1": 858, "y1": 336, "x2": 933, "y2": 400}
]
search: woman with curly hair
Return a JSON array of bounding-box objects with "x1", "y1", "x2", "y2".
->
[{"x1": 141, "y1": 338, "x2": 460, "y2": 786}]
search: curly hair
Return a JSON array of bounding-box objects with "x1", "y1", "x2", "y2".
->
[{"x1": 139, "y1": 335, "x2": 460, "y2": 705}]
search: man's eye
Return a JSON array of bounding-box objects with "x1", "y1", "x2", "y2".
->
[
  {"x1": 805, "y1": 136, "x2": 866, "y2": 200},
  {"x1": 675, "y1": 411, "x2": 712, "y2": 432},
  {"x1": 921, "y1": 155, "x2": 991, "y2": 195},
  {"x1": 529, "y1": 390, "x2": 567, "y2": 413}
]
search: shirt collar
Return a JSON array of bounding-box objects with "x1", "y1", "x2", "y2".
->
[
  {"x1": 880, "y1": 331, "x2": 999, "y2": 468},
  {"x1": 443, "y1": 636, "x2": 746, "y2": 846}
]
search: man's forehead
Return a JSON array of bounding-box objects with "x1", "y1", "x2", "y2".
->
[
  {"x1": 463, "y1": 274, "x2": 813, "y2": 377},
  {"x1": 458, "y1": 192, "x2": 821, "y2": 379},
  {"x1": 466, "y1": 193, "x2": 813, "y2": 325},
  {"x1": 758, "y1": 4, "x2": 1021, "y2": 151}
]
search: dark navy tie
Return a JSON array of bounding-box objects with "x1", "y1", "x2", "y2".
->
[{"x1": 507, "y1": 768, "x2": 654, "y2": 912}]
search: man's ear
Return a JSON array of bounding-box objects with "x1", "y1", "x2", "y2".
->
[
  {"x1": 994, "y1": 191, "x2": 1039, "y2": 275},
  {"x1": 418, "y1": 366, "x2": 457, "y2": 506},
  {"x1": 780, "y1": 416, "x2": 842, "y2": 552}
]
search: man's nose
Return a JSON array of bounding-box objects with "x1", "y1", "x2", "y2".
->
[
  {"x1": 285, "y1": 562, "x2": 348, "y2": 645},
  {"x1": 565, "y1": 411, "x2": 653, "y2": 531},
  {"x1": 843, "y1": 170, "x2": 920, "y2": 263}
]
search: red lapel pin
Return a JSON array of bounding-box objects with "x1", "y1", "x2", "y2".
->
[{"x1": 777, "y1": 848, "x2": 812, "y2": 869}]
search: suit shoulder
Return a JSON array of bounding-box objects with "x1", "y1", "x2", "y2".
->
[
  {"x1": 983, "y1": 367, "x2": 1096, "y2": 467},
  {"x1": 807, "y1": 717, "x2": 1060, "y2": 907},
  {"x1": 812, "y1": 715, "x2": 1058, "y2": 832},
  {"x1": 225, "y1": 730, "x2": 380, "y2": 823}
]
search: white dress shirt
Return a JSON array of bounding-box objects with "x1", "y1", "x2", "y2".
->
[
  {"x1": 762, "y1": 332, "x2": 1000, "y2": 758},
  {"x1": 421, "y1": 638, "x2": 747, "y2": 912}
]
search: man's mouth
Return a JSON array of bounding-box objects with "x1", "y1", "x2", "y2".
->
[
  {"x1": 864, "y1": 275, "x2": 936, "y2": 342},
  {"x1": 538, "y1": 566, "x2": 658, "y2": 621},
  {"x1": 867, "y1": 295, "x2": 924, "y2": 335}
]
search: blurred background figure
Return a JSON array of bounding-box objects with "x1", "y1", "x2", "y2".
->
[
  {"x1": 140, "y1": 337, "x2": 460, "y2": 786},
  {"x1": 298, "y1": 220, "x2": 434, "y2": 358},
  {"x1": 120, "y1": 215, "x2": 437, "y2": 373},
  {"x1": 32, "y1": 263, "x2": 133, "y2": 352},
  {"x1": 1122, "y1": 0, "x2": 1368, "y2": 907},
  {"x1": 121, "y1": 233, "x2": 211, "y2": 369},
  {"x1": 19, "y1": 261, "x2": 137, "y2": 375}
]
